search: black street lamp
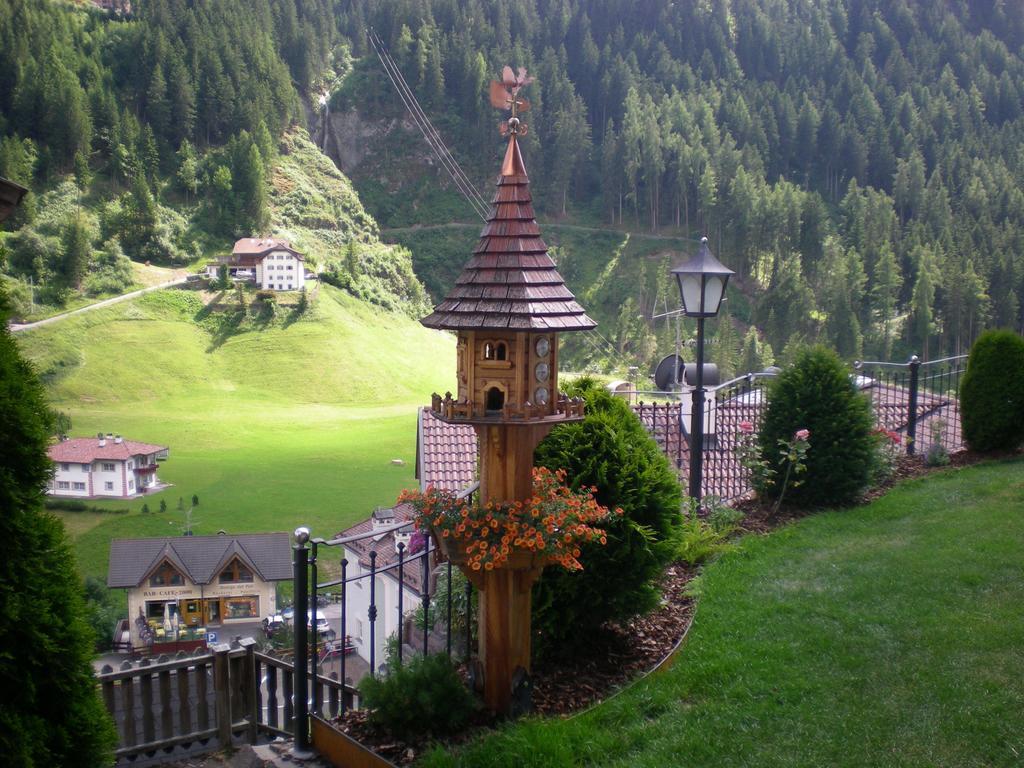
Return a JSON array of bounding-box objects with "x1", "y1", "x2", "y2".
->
[{"x1": 671, "y1": 237, "x2": 734, "y2": 502}]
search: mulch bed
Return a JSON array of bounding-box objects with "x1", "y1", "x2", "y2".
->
[{"x1": 331, "y1": 448, "x2": 1021, "y2": 764}]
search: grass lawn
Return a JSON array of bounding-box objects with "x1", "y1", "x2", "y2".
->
[
  {"x1": 17, "y1": 284, "x2": 455, "y2": 581},
  {"x1": 424, "y1": 458, "x2": 1024, "y2": 768}
]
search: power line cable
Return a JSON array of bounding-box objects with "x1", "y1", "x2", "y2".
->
[{"x1": 367, "y1": 30, "x2": 490, "y2": 220}]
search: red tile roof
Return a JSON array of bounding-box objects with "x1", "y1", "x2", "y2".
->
[
  {"x1": 420, "y1": 135, "x2": 594, "y2": 332},
  {"x1": 335, "y1": 503, "x2": 429, "y2": 594},
  {"x1": 48, "y1": 437, "x2": 167, "y2": 463},
  {"x1": 416, "y1": 408, "x2": 477, "y2": 492},
  {"x1": 231, "y1": 238, "x2": 304, "y2": 260}
]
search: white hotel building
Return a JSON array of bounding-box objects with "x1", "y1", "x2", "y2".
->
[
  {"x1": 47, "y1": 434, "x2": 168, "y2": 499},
  {"x1": 207, "y1": 237, "x2": 307, "y2": 291}
]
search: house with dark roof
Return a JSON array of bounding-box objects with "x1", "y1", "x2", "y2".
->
[
  {"x1": 108, "y1": 533, "x2": 291, "y2": 649},
  {"x1": 206, "y1": 237, "x2": 307, "y2": 291},
  {"x1": 47, "y1": 434, "x2": 169, "y2": 499}
]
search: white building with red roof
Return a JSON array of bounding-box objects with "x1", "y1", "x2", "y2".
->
[
  {"x1": 47, "y1": 434, "x2": 169, "y2": 499},
  {"x1": 206, "y1": 237, "x2": 306, "y2": 291}
]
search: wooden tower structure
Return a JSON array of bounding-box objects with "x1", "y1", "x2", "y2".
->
[{"x1": 422, "y1": 67, "x2": 595, "y2": 714}]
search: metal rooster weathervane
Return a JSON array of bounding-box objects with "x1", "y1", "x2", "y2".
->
[{"x1": 491, "y1": 66, "x2": 534, "y2": 136}]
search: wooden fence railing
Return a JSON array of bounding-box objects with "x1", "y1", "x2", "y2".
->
[{"x1": 98, "y1": 638, "x2": 358, "y2": 762}]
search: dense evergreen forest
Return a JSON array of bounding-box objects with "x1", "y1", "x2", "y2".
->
[
  {"x1": 333, "y1": 0, "x2": 1024, "y2": 364},
  {"x1": 2, "y1": 0, "x2": 1023, "y2": 369},
  {"x1": 0, "y1": 0, "x2": 352, "y2": 309}
]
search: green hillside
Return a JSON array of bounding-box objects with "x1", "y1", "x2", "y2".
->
[{"x1": 17, "y1": 284, "x2": 455, "y2": 579}]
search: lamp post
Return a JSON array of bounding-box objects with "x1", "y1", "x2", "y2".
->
[{"x1": 671, "y1": 237, "x2": 734, "y2": 502}]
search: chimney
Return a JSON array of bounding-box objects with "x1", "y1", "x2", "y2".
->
[
  {"x1": 98, "y1": 437, "x2": 106, "y2": 447},
  {"x1": 114, "y1": 435, "x2": 123, "y2": 444},
  {"x1": 106, "y1": 433, "x2": 113, "y2": 441}
]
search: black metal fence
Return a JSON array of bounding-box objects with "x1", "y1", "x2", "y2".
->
[
  {"x1": 290, "y1": 517, "x2": 471, "y2": 751},
  {"x1": 633, "y1": 354, "x2": 968, "y2": 503}
]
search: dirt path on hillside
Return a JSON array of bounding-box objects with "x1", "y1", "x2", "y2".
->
[{"x1": 9, "y1": 276, "x2": 189, "y2": 333}]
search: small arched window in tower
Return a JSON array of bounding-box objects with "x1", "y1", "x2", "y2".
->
[
  {"x1": 485, "y1": 386, "x2": 505, "y2": 414},
  {"x1": 495, "y1": 342, "x2": 507, "y2": 360},
  {"x1": 484, "y1": 342, "x2": 494, "y2": 359}
]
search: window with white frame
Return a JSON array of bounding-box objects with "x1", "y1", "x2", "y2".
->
[
  {"x1": 82, "y1": 463, "x2": 90, "y2": 471},
  {"x1": 57, "y1": 481, "x2": 70, "y2": 490},
  {"x1": 72, "y1": 481, "x2": 86, "y2": 491},
  {"x1": 104, "y1": 481, "x2": 114, "y2": 491},
  {"x1": 102, "y1": 462, "x2": 115, "y2": 472},
  {"x1": 127, "y1": 461, "x2": 133, "y2": 469},
  {"x1": 128, "y1": 480, "x2": 134, "y2": 489},
  {"x1": 61, "y1": 463, "x2": 70, "y2": 471}
]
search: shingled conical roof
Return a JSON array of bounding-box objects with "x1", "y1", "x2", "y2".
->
[{"x1": 421, "y1": 135, "x2": 596, "y2": 332}]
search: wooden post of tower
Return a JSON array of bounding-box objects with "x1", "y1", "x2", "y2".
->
[{"x1": 420, "y1": 67, "x2": 596, "y2": 716}]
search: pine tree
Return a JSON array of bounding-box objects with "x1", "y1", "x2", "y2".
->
[{"x1": 58, "y1": 215, "x2": 90, "y2": 290}]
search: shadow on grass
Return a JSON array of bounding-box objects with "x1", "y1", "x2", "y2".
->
[{"x1": 205, "y1": 308, "x2": 247, "y2": 351}]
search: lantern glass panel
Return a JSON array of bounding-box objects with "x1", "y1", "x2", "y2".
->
[
  {"x1": 703, "y1": 275, "x2": 725, "y2": 315},
  {"x1": 679, "y1": 275, "x2": 703, "y2": 315}
]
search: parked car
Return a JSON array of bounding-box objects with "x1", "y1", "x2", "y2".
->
[{"x1": 308, "y1": 610, "x2": 330, "y2": 633}]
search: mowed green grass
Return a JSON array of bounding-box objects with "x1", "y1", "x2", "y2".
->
[
  {"x1": 424, "y1": 458, "x2": 1024, "y2": 768},
  {"x1": 17, "y1": 286, "x2": 455, "y2": 580}
]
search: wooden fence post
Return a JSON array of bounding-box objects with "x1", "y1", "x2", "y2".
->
[
  {"x1": 211, "y1": 642, "x2": 232, "y2": 749},
  {"x1": 238, "y1": 637, "x2": 259, "y2": 745},
  {"x1": 120, "y1": 660, "x2": 136, "y2": 749}
]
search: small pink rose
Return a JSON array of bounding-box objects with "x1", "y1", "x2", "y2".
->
[
  {"x1": 794, "y1": 429, "x2": 810, "y2": 441},
  {"x1": 739, "y1": 420, "x2": 754, "y2": 433},
  {"x1": 886, "y1": 430, "x2": 900, "y2": 444}
]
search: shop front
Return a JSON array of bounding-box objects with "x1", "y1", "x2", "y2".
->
[{"x1": 108, "y1": 532, "x2": 291, "y2": 653}]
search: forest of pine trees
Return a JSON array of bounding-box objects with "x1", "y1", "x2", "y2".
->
[
  {"x1": 0, "y1": 0, "x2": 342, "y2": 304},
  {"x1": 333, "y1": 0, "x2": 1024, "y2": 361},
  {"x1": 2, "y1": 0, "x2": 1023, "y2": 362}
]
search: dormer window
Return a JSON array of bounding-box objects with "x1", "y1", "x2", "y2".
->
[
  {"x1": 483, "y1": 341, "x2": 507, "y2": 361},
  {"x1": 219, "y1": 559, "x2": 254, "y2": 583},
  {"x1": 150, "y1": 563, "x2": 185, "y2": 587}
]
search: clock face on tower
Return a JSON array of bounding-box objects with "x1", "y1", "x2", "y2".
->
[
  {"x1": 534, "y1": 362, "x2": 550, "y2": 382},
  {"x1": 534, "y1": 337, "x2": 550, "y2": 358}
]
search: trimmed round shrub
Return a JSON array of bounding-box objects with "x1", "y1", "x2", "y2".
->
[
  {"x1": 961, "y1": 329, "x2": 1024, "y2": 452},
  {"x1": 759, "y1": 346, "x2": 874, "y2": 507},
  {"x1": 532, "y1": 378, "x2": 682, "y2": 660}
]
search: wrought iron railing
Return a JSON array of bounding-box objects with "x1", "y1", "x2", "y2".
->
[
  {"x1": 633, "y1": 354, "x2": 967, "y2": 503},
  {"x1": 290, "y1": 502, "x2": 475, "y2": 751}
]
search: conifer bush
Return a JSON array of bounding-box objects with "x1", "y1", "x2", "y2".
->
[
  {"x1": 358, "y1": 654, "x2": 477, "y2": 738},
  {"x1": 0, "y1": 287, "x2": 115, "y2": 766},
  {"x1": 960, "y1": 329, "x2": 1024, "y2": 452},
  {"x1": 531, "y1": 379, "x2": 681, "y2": 659},
  {"x1": 759, "y1": 346, "x2": 874, "y2": 507}
]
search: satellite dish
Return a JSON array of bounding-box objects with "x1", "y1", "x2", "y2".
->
[{"x1": 654, "y1": 354, "x2": 685, "y2": 392}]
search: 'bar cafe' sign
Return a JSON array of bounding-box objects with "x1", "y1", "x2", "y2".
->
[{"x1": 142, "y1": 582, "x2": 260, "y2": 600}]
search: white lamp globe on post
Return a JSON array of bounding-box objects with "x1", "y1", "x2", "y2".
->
[{"x1": 670, "y1": 237, "x2": 734, "y2": 502}]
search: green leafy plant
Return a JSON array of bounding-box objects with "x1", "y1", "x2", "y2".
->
[
  {"x1": 869, "y1": 428, "x2": 903, "y2": 485},
  {"x1": 960, "y1": 329, "x2": 1024, "y2": 452},
  {"x1": 675, "y1": 497, "x2": 739, "y2": 566},
  {"x1": 358, "y1": 653, "x2": 478, "y2": 738},
  {"x1": 760, "y1": 346, "x2": 874, "y2": 507},
  {"x1": 924, "y1": 419, "x2": 951, "y2": 467}
]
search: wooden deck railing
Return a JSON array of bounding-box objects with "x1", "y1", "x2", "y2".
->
[{"x1": 98, "y1": 638, "x2": 359, "y2": 762}]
